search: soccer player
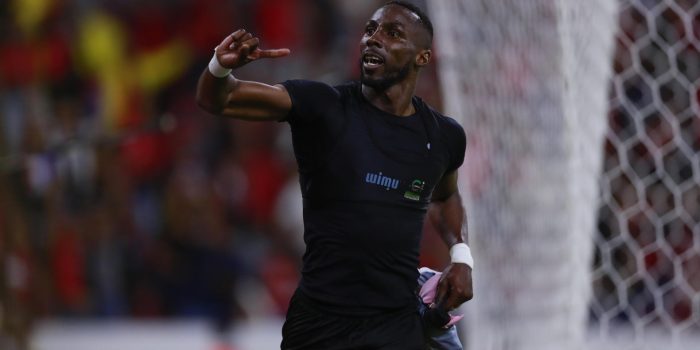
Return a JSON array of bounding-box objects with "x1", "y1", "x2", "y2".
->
[{"x1": 196, "y1": 1, "x2": 473, "y2": 349}]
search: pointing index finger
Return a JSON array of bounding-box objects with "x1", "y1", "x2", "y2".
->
[{"x1": 256, "y1": 48, "x2": 292, "y2": 59}]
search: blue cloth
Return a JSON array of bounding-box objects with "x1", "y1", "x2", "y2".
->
[{"x1": 417, "y1": 268, "x2": 464, "y2": 350}]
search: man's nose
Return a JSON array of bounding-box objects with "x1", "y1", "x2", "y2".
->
[{"x1": 366, "y1": 31, "x2": 382, "y2": 48}]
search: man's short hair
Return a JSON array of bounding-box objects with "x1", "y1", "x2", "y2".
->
[{"x1": 384, "y1": 1, "x2": 434, "y2": 42}]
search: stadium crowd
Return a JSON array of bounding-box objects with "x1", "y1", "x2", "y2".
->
[{"x1": 0, "y1": 0, "x2": 446, "y2": 346}]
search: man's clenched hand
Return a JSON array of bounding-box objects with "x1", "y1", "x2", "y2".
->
[{"x1": 435, "y1": 263, "x2": 473, "y2": 311}]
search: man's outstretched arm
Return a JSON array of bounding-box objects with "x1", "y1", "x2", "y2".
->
[
  {"x1": 428, "y1": 170, "x2": 474, "y2": 310},
  {"x1": 196, "y1": 29, "x2": 292, "y2": 121}
]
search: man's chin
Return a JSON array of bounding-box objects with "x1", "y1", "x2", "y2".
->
[
  {"x1": 361, "y1": 75, "x2": 392, "y2": 90},
  {"x1": 360, "y1": 65, "x2": 410, "y2": 91}
]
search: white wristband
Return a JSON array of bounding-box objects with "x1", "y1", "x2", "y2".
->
[
  {"x1": 208, "y1": 52, "x2": 232, "y2": 78},
  {"x1": 450, "y1": 243, "x2": 474, "y2": 268}
]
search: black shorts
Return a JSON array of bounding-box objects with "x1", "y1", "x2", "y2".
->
[{"x1": 281, "y1": 290, "x2": 426, "y2": 350}]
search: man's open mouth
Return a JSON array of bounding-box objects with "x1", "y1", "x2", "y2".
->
[{"x1": 362, "y1": 53, "x2": 385, "y2": 69}]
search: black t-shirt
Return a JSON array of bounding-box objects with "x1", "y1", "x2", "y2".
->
[{"x1": 281, "y1": 80, "x2": 466, "y2": 315}]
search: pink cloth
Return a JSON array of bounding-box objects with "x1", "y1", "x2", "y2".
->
[{"x1": 419, "y1": 272, "x2": 464, "y2": 328}]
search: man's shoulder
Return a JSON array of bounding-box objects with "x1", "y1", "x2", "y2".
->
[
  {"x1": 282, "y1": 79, "x2": 357, "y2": 96},
  {"x1": 280, "y1": 80, "x2": 358, "y2": 124},
  {"x1": 415, "y1": 97, "x2": 463, "y2": 132},
  {"x1": 332, "y1": 80, "x2": 360, "y2": 93},
  {"x1": 415, "y1": 97, "x2": 467, "y2": 151}
]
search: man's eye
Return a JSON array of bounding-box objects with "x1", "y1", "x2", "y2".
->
[
  {"x1": 389, "y1": 30, "x2": 400, "y2": 38},
  {"x1": 365, "y1": 26, "x2": 376, "y2": 35}
]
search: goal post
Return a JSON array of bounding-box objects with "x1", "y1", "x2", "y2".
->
[
  {"x1": 430, "y1": 0, "x2": 700, "y2": 348},
  {"x1": 428, "y1": 1, "x2": 618, "y2": 349}
]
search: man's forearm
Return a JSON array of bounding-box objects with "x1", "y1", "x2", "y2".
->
[
  {"x1": 428, "y1": 191, "x2": 468, "y2": 248},
  {"x1": 196, "y1": 69, "x2": 238, "y2": 114},
  {"x1": 431, "y1": 191, "x2": 474, "y2": 308}
]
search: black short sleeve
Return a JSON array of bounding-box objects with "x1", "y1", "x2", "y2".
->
[
  {"x1": 443, "y1": 116, "x2": 467, "y2": 172},
  {"x1": 281, "y1": 80, "x2": 341, "y2": 125}
]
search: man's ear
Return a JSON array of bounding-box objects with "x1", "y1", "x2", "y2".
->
[{"x1": 416, "y1": 49, "x2": 432, "y2": 67}]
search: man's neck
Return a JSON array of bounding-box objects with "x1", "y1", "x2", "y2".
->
[{"x1": 361, "y1": 80, "x2": 417, "y2": 116}]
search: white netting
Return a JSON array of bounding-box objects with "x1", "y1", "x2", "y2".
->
[
  {"x1": 428, "y1": 1, "x2": 618, "y2": 349},
  {"x1": 431, "y1": 0, "x2": 700, "y2": 349},
  {"x1": 589, "y1": 0, "x2": 700, "y2": 349}
]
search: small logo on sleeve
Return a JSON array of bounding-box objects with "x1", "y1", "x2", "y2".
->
[{"x1": 404, "y1": 179, "x2": 425, "y2": 201}]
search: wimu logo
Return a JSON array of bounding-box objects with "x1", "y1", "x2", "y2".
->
[{"x1": 365, "y1": 172, "x2": 399, "y2": 190}]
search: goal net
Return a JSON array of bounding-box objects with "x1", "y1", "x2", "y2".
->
[{"x1": 429, "y1": 0, "x2": 700, "y2": 349}]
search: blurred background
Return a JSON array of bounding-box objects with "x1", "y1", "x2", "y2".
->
[
  {"x1": 0, "y1": 0, "x2": 447, "y2": 349},
  {"x1": 0, "y1": 0, "x2": 698, "y2": 349}
]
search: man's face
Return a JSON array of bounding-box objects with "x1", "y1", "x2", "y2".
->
[{"x1": 359, "y1": 5, "x2": 426, "y2": 90}]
